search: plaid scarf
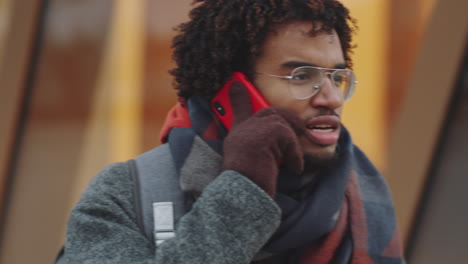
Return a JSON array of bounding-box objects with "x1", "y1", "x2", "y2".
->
[{"x1": 160, "y1": 96, "x2": 405, "y2": 264}]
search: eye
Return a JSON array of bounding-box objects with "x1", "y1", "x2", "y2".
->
[
  {"x1": 333, "y1": 75, "x2": 344, "y2": 84},
  {"x1": 289, "y1": 67, "x2": 322, "y2": 86},
  {"x1": 333, "y1": 72, "x2": 348, "y2": 85},
  {"x1": 292, "y1": 73, "x2": 311, "y2": 81}
]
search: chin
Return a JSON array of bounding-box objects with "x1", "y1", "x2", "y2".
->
[{"x1": 301, "y1": 143, "x2": 338, "y2": 164}]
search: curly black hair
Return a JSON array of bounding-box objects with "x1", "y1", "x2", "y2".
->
[{"x1": 170, "y1": 0, "x2": 357, "y2": 100}]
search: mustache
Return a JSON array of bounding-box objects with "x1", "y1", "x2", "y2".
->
[{"x1": 307, "y1": 108, "x2": 341, "y2": 120}]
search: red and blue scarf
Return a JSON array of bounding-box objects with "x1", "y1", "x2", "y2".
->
[{"x1": 160, "y1": 96, "x2": 405, "y2": 264}]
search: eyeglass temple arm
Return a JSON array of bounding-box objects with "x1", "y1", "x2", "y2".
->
[
  {"x1": 256, "y1": 72, "x2": 293, "y2": 80},
  {"x1": 258, "y1": 72, "x2": 358, "y2": 84}
]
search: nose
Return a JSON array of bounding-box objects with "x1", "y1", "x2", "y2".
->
[{"x1": 308, "y1": 75, "x2": 343, "y2": 110}]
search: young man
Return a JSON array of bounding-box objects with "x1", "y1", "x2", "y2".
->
[{"x1": 61, "y1": 0, "x2": 405, "y2": 263}]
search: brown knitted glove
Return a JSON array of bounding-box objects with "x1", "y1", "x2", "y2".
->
[{"x1": 221, "y1": 82, "x2": 305, "y2": 197}]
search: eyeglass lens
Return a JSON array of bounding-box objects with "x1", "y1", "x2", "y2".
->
[{"x1": 288, "y1": 67, "x2": 354, "y2": 101}]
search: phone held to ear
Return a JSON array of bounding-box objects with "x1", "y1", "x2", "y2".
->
[{"x1": 211, "y1": 72, "x2": 270, "y2": 131}]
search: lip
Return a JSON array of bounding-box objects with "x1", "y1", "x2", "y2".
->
[{"x1": 304, "y1": 115, "x2": 340, "y2": 146}]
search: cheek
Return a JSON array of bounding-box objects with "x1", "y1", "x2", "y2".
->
[
  {"x1": 255, "y1": 78, "x2": 297, "y2": 109},
  {"x1": 335, "y1": 106, "x2": 343, "y2": 116}
]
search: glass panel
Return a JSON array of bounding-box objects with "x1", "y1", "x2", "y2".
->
[
  {"x1": 141, "y1": 0, "x2": 191, "y2": 150},
  {"x1": 0, "y1": 1, "x2": 114, "y2": 263},
  {"x1": 388, "y1": 0, "x2": 437, "y2": 125},
  {"x1": 408, "y1": 54, "x2": 468, "y2": 264},
  {"x1": 0, "y1": 0, "x2": 13, "y2": 63}
]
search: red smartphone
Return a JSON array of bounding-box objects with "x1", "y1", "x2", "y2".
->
[{"x1": 211, "y1": 72, "x2": 270, "y2": 130}]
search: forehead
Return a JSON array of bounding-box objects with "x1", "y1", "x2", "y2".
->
[{"x1": 259, "y1": 21, "x2": 345, "y2": 69}]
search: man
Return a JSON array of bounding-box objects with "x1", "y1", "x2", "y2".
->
[{"x1": 61, "y1": 0, "x2": 405, "y2": 263}]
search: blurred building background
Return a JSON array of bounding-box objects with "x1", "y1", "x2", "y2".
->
[{"x1": 0, "y1": 0, "x2": 466, "y2": 263}]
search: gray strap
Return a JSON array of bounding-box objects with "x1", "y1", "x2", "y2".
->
[{"x1": 131, "y1": 144, "x2": 185, "y2": 245}]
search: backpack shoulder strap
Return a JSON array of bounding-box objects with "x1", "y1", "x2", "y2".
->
[
  {"x1": 55, "y1": 145, "x2": 183, "y2": 263},
  {"x1": 129, "y1": 143, "x2": 186, "y2": 245}
]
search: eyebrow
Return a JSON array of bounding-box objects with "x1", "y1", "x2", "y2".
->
[{"x1": 281, "y1": 61, "x2": 347, "y2": 70}]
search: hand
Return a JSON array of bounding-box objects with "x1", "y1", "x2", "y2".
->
[{"x1": 221, "y1": 82, "x2": 305, "y2": 197}]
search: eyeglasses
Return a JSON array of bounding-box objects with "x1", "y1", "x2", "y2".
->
[{"x1": 256, "y1": 66, "x2": 357, "y2": 101}]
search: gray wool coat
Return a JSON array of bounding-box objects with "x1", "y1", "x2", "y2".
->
[{"x1": 62, "y1": 146, "x2": 282, "y2": 263}]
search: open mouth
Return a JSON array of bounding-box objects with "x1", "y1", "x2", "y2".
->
[
  {"x1": 306, "y1": 124, "x2": 337, "y2": 133},
  {"x1": 304, "y1": 116, "x2": 340, "y2": 145}
]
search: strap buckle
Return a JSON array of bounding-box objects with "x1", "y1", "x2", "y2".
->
[{"x1": 153, "y1": 202, "x2": 175, "y2": 245}]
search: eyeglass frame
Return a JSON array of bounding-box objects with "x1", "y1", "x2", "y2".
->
[{"x1": 256, "y1": 66, "x2": 358, "y2": 101}]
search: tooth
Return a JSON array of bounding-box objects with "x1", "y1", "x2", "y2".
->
[{"x1": 312, "y1": 128, "x2": 333, "y2": 133}]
